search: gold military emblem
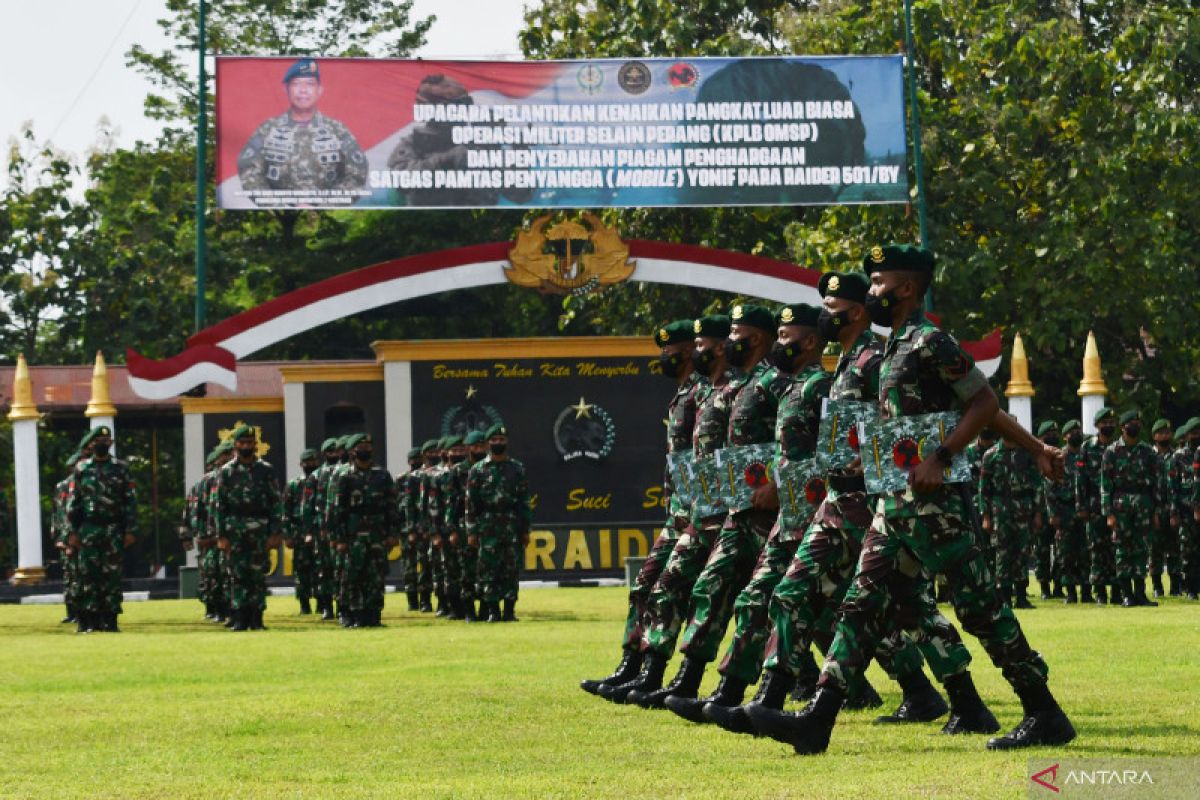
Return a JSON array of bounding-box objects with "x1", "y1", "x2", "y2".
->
[
  {"x1": 870, "y1": 246, "x2": 885, "y2": 264},
  {"x1": 780, "y1": 307, "x2": 794, "y2": 323},
  {"x1": 506, "y1": 212, "x2": 636, "y2": 295},
  {"x1": 732, "y1": 305, "x2": 744, "y2": 320},
  {"x1": 217, "y1": 421, "x2": 271, "y2": 458},
  {"x1": 693, "y1": 319, "x2": 702, "y2": 334},
  {"x1": 827, "y1": 275, "x2": 841, "y2": 292},
  {"x1": 657, "y1": 328, "x2": 668, "y2": 343}
]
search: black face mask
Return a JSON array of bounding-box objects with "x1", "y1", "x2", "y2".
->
[
  {"x1": 326, "y1": 454, "x2": 340, "y2": 465},
  {"x1": 236, "y1": 445, "x2": 256, "y2": 459},
  {"x1": 354, "y1": 449, "x2": 372, "y2": 462},
  {"x1": 1067, "y1": 433, "x2": 1084, "y2": 447},
  {"x1": 1124, "y1": 423, "x2": 1141, "y2": 438},
  {"x1": 769, "y1": 341, "x2": 801, "y2": 373},
  {"x1": 1097, "y1": 425, "x2": 1116, "y2": 438},
  {"x1": 409, "y1": 460, "x2": 422, "y2": 471},
  {"x1": 817, "y1": 309, "x2": 852, "y2": 342},
  {"x1": 864, "y1": 289, "x2": 899, "y2": 327},
  {"x1": 424, "y1": 458, "x2": 438, "y2": 468},
  {"x1": 470, "y1": 450, "x2": 486, "y2": 463},
  {"x1": 1043, "y1": 436, "x2": 1061, "y2": 447},
  {"x1": 657, "y1": 352, "x2": 686, "y2": 379},
  {"x1": 449, "y1": 454, "x2": 466, "y2": 464},
  {"x1": 724, "y1": 336, "x2": 751, "y2": 368},
  {"x1": 92, "y1": 443, "x2": 111, "y2": 457},
  {"x1": 693, "y1": 347, "x2": 717, "y2": 375},
  {"x1": 489, "y1": 442, "x2": 507, "y2": 455}
]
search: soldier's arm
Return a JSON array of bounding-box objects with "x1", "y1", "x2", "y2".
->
[{"x1": 1099, "y1": 449, "x2": 1114, "y2": 516}]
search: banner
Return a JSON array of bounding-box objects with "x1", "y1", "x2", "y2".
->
[
  {"x1": 714, "y1": 443, "x2": 776, "y2": 515},
  {"x1": 775, "y1": 458, "x2": 826, "y2": 532},
  {"x1": 861, "y1": 412, "x2": 972, "y2": 494},
  {"x1": 816, "y1": 399, "x2": 879, "y2": 472},
  {"x1": 216, "y1": 55, "x2": 908, "y2": 210}
]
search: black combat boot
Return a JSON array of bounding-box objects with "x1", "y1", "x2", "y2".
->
[
  {"x1": 75, "y1": 611, "x2": 92, "y2": 634},
  {"x1": 667, "y1": 674, "x2": 749, "y2": 723},
  {"x1": 631, "y1": 656, "x2": 706, "y2": 709},
  {"x1": 486, "y1": 602, "x2": 502, "y2": 623},
  {"x1": 1134, "y1": 578, "x2": 1158, "y2": 607},
  {"x1": 875, "y1": 669, "x2": 949, "y2": 724},
  {"x1": 1063, "y1": 584, "x2": 1077, "y2": 604},
  {"x1": 435, "y1": 592, "x2": 450, "y2": 618},
  {"x1": 319, "y1": 596, "x2": 335, "y2": 620},
  {"x1": 791, "y1": 649, "x2": 821, "y2": 702},
  {"x1": 214, "y1": 602, "x2": 228, "y2": 623},
  {"x1": 298, "y1": 596, "x2": 312, "y2": 615},
  {"x1": 1168, "y1": 573, "x2": 1183, "y2": 597},
  {"x1": 1051, "y1": 580, "x2": 1064, "y2": 599},
  {"x1": 1079, "y1": 583, "x2": 1093, "y2": 604},
  {"x1": 252, "y1": 607, "x2": 267, "y2": 630},
  {"x1": 502, "y1": 599, "x2": 518, "y2": 622},
  {"x1": 419, "y1": 591, "x2": 433, "y2": 613},
  {"x1": 986, "y1": 682, "x2": 1076, "y2": 750},
  {"x1": 1188, "y1": 572, "x2": 1200, "y2": 601},
  {"x1": 599, "y1": 654, "x2": 668, "y2": 704},
  {"x1": 1110, "y1": 581, "x2": 1124, "y2": 605},
  {"x1": 1040, "y1": 581, "x2": 1051, "y2": 601},
  {"x1": 746, "y1": 685, "x2": 845, "y2": 755},
  {"x1": 706, "y1": 669, "x2": 794, "y2": 735},
  {"x1": 940, "y1": 672, "x2": 1000, "y2": 734},
  {"x1": 581, "y1": 651, "x2": 645, "y2": 696},
  {"x1": 1014, "y1": 584, "x2": 1035, "y2": 609},
  {"x1": 103, "y1": 613, "x2": 121, "y2": 633},
  {"x1": 406, "y1": 591, "x2": 420, "y2": 612},
  {"x1": 463, "y1": 599, "x2": 478, "y2": 622},
  {"x1": 447, "y1": 593, "x2": 464, "y2": 621},
  {"x1": 1094, "y1": 583, "x2": 1107, "y2": 604},
  {"x1": 224, "y1": 605, "x2": 238, "y2": 627},
  {"x1": 62, "y1": 603, "x2": 77, "y2": 624},
  {"x1": 1152, "y1": 573, "x2": 1165, "y2": 598},
  {"x1": 201, "y1": 602, "x2": 215, "y2": 622},
  {"x1": 229, "y1": 607, "x2": 249, "y2": 632},
  {"x1": 843, "y1": 676, "x2": 884, "y2": 710},
  {"x1": 339, "y1": 604, "x2": 354, "y2": 626}
]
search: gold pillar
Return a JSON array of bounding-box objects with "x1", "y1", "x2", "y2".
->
[
  {"x1": 7, "y1": 353, "x2": 39, "y2": 422},
  {"x1": 1077, "y1": 330, "x2": 1108, "y2": 397},
  {"x1": 84, "y1": 350, "x2": 118, "y2": 419},
  {"x1": 1004, "y1": 332, "x2": 1035, "y2": 398}
]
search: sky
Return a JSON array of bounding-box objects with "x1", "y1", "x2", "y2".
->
[{"x1": 0, "y1": 0, "x2": 531, "y2": 165}]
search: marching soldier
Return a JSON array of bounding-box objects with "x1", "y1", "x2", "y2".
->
[
  {"x1": 465, "y1": 424, "x2": 531, "y2": 623},
  {"x1": 283, "y1": 448, "x2": 320, "y2": 614},
  {"x1": 329, "y1": 435, "x2": 397, "y2": 627},
  {"x1": 1100, "y1": 410, "x2": 1162, "y2": 607}
]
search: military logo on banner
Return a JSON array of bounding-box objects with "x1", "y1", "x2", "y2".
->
[
  {"x1": 775, "y1": 457, "x2": 825, "y2": 532},
  {"x1": 714, "y1": 443, "x2": 775, "y2": 515},
  {"x1": 553, "y1": 396, "x2": 616, "y2": 462},
  {"x1": 440, "y1": 384, "x2": 504, "y2": 439},
  {"x1": 505, "y1": 212, "x2": 636, "y2": 296},
  {"x1": 861, "y1": 412, "x2": 971, "y2": 494},
  {"x1": 217, "y1": 420, "x2": 271, "y2": 458},
  {"x1": 816, "y1": 400, "x2": 879, "y2": 471}
]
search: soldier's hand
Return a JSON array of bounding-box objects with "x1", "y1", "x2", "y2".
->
[
  {"x1": 468, "y1": 534, "x2": 479, "y2": 548},
  {"x1": 1036, "y1": 445, "x2": 1065, "y2": 482},
  {"x1": 432, "y1": 535, "x2": 443, "y2": 548},
  {"x1": 267, "y1": 535, "x2": 283, "y2": 549},
  {"x1": 751, "y1": 483, "x2": 779, "y2": 511},
  {"x1": 1107, "y1": 514, "x2": 1117, "y2": 530},
  {"x1": 182, "y1": 538, "x2": 194, "y2": 551},
  {"x1": 909, "y1": 457, "x2": 945, "y2": 494},
  {"x1": 1077, "y1": 510, "x2": 1090, "y2": 521},
  {"x1": 123, "y1": 533, "x2": 136, "y2": 548},
  {"x1": 55, "y1": 540, "x2": 66, "y2": 552},
  {"x1": 68, "y1": 534, "x2": 81, "y2": 548},
  {"x1": 407, "y1": 533, "x2": 417, "y2": 545}
]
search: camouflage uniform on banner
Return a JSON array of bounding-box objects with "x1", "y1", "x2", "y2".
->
[
  {"x1": 65, "y1": 427, "x2": 137, "y2": 633},
  {"x1": 330, "y1": 435, "x2": 397, "y2": 627},
  {"x1": 979, "y1": 441, "x2": 1042, "y2": 608},
  {"x1": 1099, "y1": 411, "x2": 1162, "y2": 606},
  {"x1": 1076, "y1": 409, "x2": 1119, "y2": 603},
  {"x1": 465, "y1": 425, "x2": 531, "y2": 622},
  {"x1": 310, "y1": 439, "x2": 344, "y2": 619},
  {"x1": 1046, "y1": 422, "x2": 1089, "y2": 603},
  {"x1": 396, "y1": 447, "x2": 429, "y2": 611},
  {"x1": 213, "y1": 427, "x2": 282, "y2": 631},
  {"x1": 282, "y1": 449, "x2": 319, "y2": 614}
]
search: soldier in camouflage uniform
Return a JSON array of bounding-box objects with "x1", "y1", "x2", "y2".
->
[
  {"x1": 396, "y1": 446, "x2": 425, "y2": 611},
  {"x1": 181, "y1": 442, "x2": 228, "y2": 621},
  {"x1": 329, "y1": 435, "x2": 398, "y2": 627},
  {"x1": 406, "y1": 440, "x2": 440, "y2": 613},
  {"x1": 748, "y1": 245, "x2": 1073, "y2": 754},
  {"x1": 465, "y1": 424, "x2": 532, "y2": 622},
  {"x1": 582, "y1": 319, "x2": 701, "y2": 694},
  {"x1": 237, "y1": 59, "x2": 367, "y2": 203},
  {"x1": 602, "y1": 314, "x2": 732, "y2": 703},
  {"x1": 1033, "y1": 422, "x2": 1062, "y2": 599},
  {"x1": 1101, "y1": 410, "x2": 1162, "y2": 607},
  {"x1": 1169, "y1": 419, "x2": 1200, "y2": 599},
  {"x1": 1148, "y1": 419, "x2": 1178, "y2": 598},
  {"x1": 430, "y1": 435, "x2": 469, "y2": 619},
  {"x1": 282, "y1": 448, "x2": 320, "y2": 614},
  {"x1": 423, "y1": 438, "x2": 453, "y2": 616},
  {"x1": 962, "y1": 427, "x2": 999, "y2": 565},
  {"x1": 65, "y1": 426, "x2": 137, "y2": 633},
  {"x1": 979, "y1": 434, "x2": 1043, "y2": 608},
  {"x1": 54, "y1": 444, "x2": 88, "y2": 624},
  {"x1": 213, "y1": 426, "x2": 282, "y2": 631},
  {"x1": 457, "y1": 432, "x2": 489, "y2": 621},
  {"x1": 1047, "y1": 420, "x2": 1089, "y2": 603},
  {"x1": 1185, "y1": 422, "x2": 1200, "y2": 599},
  {"x1": 1076, "y1": 407, "x2": 1120, "y2": 604},
  {"x1": 309, "y1": 438, "x2": 343, "y2": 620}
]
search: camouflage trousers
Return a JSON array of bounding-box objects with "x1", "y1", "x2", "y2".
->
[
  {"x1": 717, "y1": 531, "x2": 799, "y2": 683},
  {"x1": 1054, "y1": 516, "x2": 1089, "y2": 587},
  {"x1": 460, "y1": 543, "x2": 480, "y2": 604},
  {"x1": 990, "y1": 516, "x2": 1031, "y2": 595},
  {"x1": 1111, "y1": 496, "x2": 1153, "y2": 581},
  {"x1": 62, "y1": 546, "x2": 79, "y2": 608},
  {"x1": 621, "y1": 521, "x2": 682, "y2": 652},
  {"x1": 334, "y1": 547, "x2": 349, "y2": 610},
  {"x1": 1086, "y1": 515, "x2": 1116, "y2": 585},
  {"x1": 678, "y1": 508, "x2": 772, "y2": 664},
  {"x1": 402, "y1": 533, "x2": 432, "y2": 594},
  {"x1": 428, "y1": 537, "x2": 446, "y2": 595},
  {"x1": 477, "y1": 533, "x2": 520, "y2": 604},
  {"x1": 228, "y1": 543, "x2": 268, "y2": 612},
  {"x1": 291, "y1": 539, "x2": 317, "y2": 602},
  {"x1": 314, "y1": 536, "x2": 337, "y2": 599},
  {"x1": 818, "y1": 491, "x2": 1048, "y2": 696},
  {"x1": 75, "y1": 524, "x2": 122, "y2": 615},
  {"x1": 340, "y1": 536, "x2": 388, "y2": 612},
  {"x1": 441, "y1": 536, "x2": 464, "y2": 598},
  {"x1": 198, "y1": 544, "x2": 227, "y2": 607},
  {"x1": 1149, "y1": 519, "x2": 1182, "y2": 577},
  {"x1": 1034, "y1": 523, "x2": 1055, "y2": 586},
  {"x1": 641, "y1": 516, "x2": 720, "y2": 657},
  {"x1": 1181, "y1": 518, "x2": 1200, "y2": 587}
]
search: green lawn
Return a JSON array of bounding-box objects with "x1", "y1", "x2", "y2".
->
[{"x1": 1, "y1": 587, "x2": 1198, "y2": 799}]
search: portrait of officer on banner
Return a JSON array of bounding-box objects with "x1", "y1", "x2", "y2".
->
[{"x1": 236, "y1": 58, "x2": 369, "y2": 207}]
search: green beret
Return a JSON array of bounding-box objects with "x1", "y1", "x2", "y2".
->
[
  {"x1": 336, "y1": 435, "x2": 356, "y2": 449},
  {"x1": 407, "y1": 447, "x2": 422, "y2": 460},
  {"x1": 862, "y1": 244, "x2": 936, "y2": 275},
  {"x1": 818, "y1": 271, "x2": 870, "y2": 304},
  {"x1": 346, "y1": 433, "x2": 371, "y2": 449},
  {"x1": 1036, "y1": 421, "x2": 1059, "y2": 437},
  {"x1": 231, "y1": 424, "x2": 256, "y2": 441},
  {"x1": 1174, "y1": 423, "x2": 1191, "y2": 440},
  {"x1": 654, "y1": 320, "x2": 695, "y2": 347},
  {"x1": 204, "y1": 449, "x2": 219, "y2": 467},
  {"x1": 776, "y1": 303, "x2": 821, "y2": 328},
  {"x1": 66, "y1": 451, "x2": 81, "y2": 468},
  {"x1": 420, "y1": 439, "x2": 439, "y2": 453},
  {"x1": 1188, "y1": 416, "x2": 1200, "y2": 430},
  {"x1": 1118, "y1": 409, "x2": 1140, "y2": 425},
  {"x1": 92, "y1": 425, "x2": 112, "y2": 438},
  {"x1": 729, "y1": 303, "x2": 775, "y2": 333},
  {"x1": 693, "y1": 314, "x2": 731, "y2": 339},
  {"x1": 321, "y1": 437, "x2": 340, "y2": 453},
  {"x1": 1152, "y1": 418, "x2": 1171, "y2": 434},
  {"x1": 78, "y1": 428, "x2": 100, "y2": 450},
  {"x1": 1062, "y1": 420, "x2": 1081, "y2": 434},
  {"x1": 300, "y1": 448, "x2": 318, "y2": 460},
  {"x1": 443, "y1": 434, "x2": 464, "y2": 448},
  {"x1": 1093, "y1": 407, "x2": 1116, "y2": 425},
  {"x1": 283, "y1": 58, "x2": 319, "y2": 83},
  {"x1": 464, "y1": 431, "x2": 486, "y2": 446},
  {"x1": 485, "y1": 423, "x2": 507, "y2": 439}
]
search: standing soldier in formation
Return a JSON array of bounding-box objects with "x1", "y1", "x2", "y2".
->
[
  {"x1": 1100, "y1": 410, "x2": 1162, "y2": 607},
  {"x1": 1076, "y1": 407, "x2": 1120, "y2": 604},
  {"x1": 212, "y1": 426, "x2": 282, "y2": 631},
  {"x1": 1186, "y1": 423, "x2": 1200, "y2": 599},
  {"x1": 1033, "y1": 422, "x2": 1062, "y2": 599},
  {"x1": 408, "y1": 440, "x2": 440, "y2": 613},
  {"x1": 979, "y1": 433, "x2": 1043, "y2": 609},
  {"x1": 581, "y1": 320, "x2": 700, "y2": 693},
  {"x1": 182, "y1": 441, "x2": 232, "y2": 621},
  {"x1": 428, "y1": 436, "x2": 460, "y2": 618},
  {"x1": 328, "y1": 435, "x2": 358, "y2": 625},
  {"x1": 65, "y1": 426, "x2": 137, "y2": 633},
  {"x1": 432, "y1": 436, "x2": 470, "y2": 619},
  {"x1": 396, "y1": 446, "x2": 425, "y2": 611},
  {"x1": 466, "y1": 425, "x2": 531, "y2": 623},
  {"x1": 1170, "y1": 419, "x2": 1200, "y2": 599},
  {"x1": 1047, "y1": 420, "x2": 1089, "y2": 603},
  {"x1": 1149, "y1": 419, "x2": 1177, "y2": 598},
  {"x1": 311, "y1": 438, "x2": 343, "y2": 620},
  {"x1": 54, "y1": 441, "x2": 89, "y2": 625},
  {"x1": 283, "y1": 448, "x2": 320, "y2": 615},
  {"x1": 458, "y1": 431, "x2": 489, "y2": 621},
  {"x1": 329, "y1": 435, "x2": 397, "y2": 627}
]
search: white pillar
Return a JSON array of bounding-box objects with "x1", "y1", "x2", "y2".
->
[
  {"x1": 283, "y1": 381, "x2": 306, "y2": 482},
  {"x1": 182, "y1": 411, "x2": 205, "y2": 568},
  {"x1": 1007, "y1": 397, "x2": 1033, "y2": 433},
  {"x1": 383, "y1": 360, "x2": 413, "y2": 475},
  {"x1": 1081, "y1": 396, "x2": 1106, "y2": 437},
  {"x1": 11, "y1": 419, "x2": 42, "y2": 582}
]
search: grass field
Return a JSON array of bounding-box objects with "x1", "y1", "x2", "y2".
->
[{"x1": 1, "y1": 587, "x2": 1198, "y2": 799}]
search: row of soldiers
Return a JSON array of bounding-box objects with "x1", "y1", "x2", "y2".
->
[
  {"x1": 968, "y1": 409, "x2": 1200, "y2": 609},
  {"x1": 180, "y1": 424, "x2": 531, "y2": 628},
  {"x1": 581, "y1": 244, "x2": 1076, "y2": 754}
]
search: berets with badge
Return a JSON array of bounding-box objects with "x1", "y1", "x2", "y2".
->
[
  {"x1": 1093, "y1": 407, "x2": 1116, "y2": 425},
  {"x1": 1174, "y1": 422, "x2": 1191, "y2": 440},
  {"x1": 818, "y1": 271, "x2": 870, "y2": 304},
  {"x1": 485, "y1": 423, "x2": 507, "y2": 439},
  {"x1": 654, "y1": 320, "x2": 694, "y2": 347},
  {"x1": 1152, "y1": 418, "x2": 1171, "y2": 434},
  {"x1": 729, "y1": 303, "x2": 775, "y2": 333},
  {"x1": 1118, "y1": 409, "x2": 1140, "y2": 425},
  {"x1": 1062, "y1": 420, "x2": 1082, "y2": 434},
  {"x1": 420, "y1": 439, "x2": 439, "y2": 453},
  {"x1": 321, "y1": 437, "x2": 340, "y2": 452},
  {"x1": 231, "y1": 424, "x2": 256, "y2": 441},
  {"x1": 862, "y1": 244, "x2": 936, "y2": 275},
  {"x1": 282, "y1": 58, "x2": 319, "y2": 84},
  {"x1": 776, "y1": 303, "x2": 821, "y2": 328},
  {"x1": 300, "y1": 448, "x2": 318, "y2": 461},
  {"x1": 693, "y1": 315, "x2": 731, "y2": 338},
  {"x1": 464, "y1": 431, "x2": 486, "y2": 446},
  {"x1": 1036, "y1": 421, "x2": 1059, "y2": 437},
  {"x1": 346, "y1": 433, "x2": 370, "y2": 450}
]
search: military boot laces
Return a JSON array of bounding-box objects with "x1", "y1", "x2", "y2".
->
[
  {"x1": 986, "y1": 683, "x2": 1076, "y2": 750},
  {"x1": 599, "y1": 654, "x2": 667, "y2": 704},
  {"x1": 666, "y1": 674, "x2": 748, "y2": 723},
  {"x1": 746, "y1": 685, "x2": 844, "y2": 755},
  {"x1": 940, "y1": 672, "x2": 1000, "y2": 734},
  {"x1": 706, "y1": 669, "x2": 794, "y2": 735},
  {"x1": 632, "y1": 656, "x2": 705, "y2": 709},
  {"x1": 581, "y1": 651, "x2": 643, "y2": 696},
  {"x1": 875, "y1": 669, "x2": 948, "y2": 724}
]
